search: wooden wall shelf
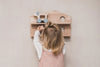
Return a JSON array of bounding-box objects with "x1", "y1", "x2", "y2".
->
[{"x1": 30, "y1": 11, "x2": 71, "y2": 38}]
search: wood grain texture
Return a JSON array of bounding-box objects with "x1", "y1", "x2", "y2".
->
[{"x1": 30, "y1": 11, "x2": 71, "y2": 38}]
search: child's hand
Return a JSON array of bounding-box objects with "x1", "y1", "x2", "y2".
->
[{"x1": 36, "y1": 25, "x2": 44, "y2": 31}]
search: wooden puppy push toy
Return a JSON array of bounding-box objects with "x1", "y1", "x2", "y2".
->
[{"x1": 36, "y1": 11, "x2": 48, "y2": 23}]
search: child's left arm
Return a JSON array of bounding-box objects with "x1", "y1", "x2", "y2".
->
[
  {"x1": 33, "y1": 30, "x2": 42, "y2": 60},
  {"x1": 33, "y1": 26, "x2": 44, "y2": 60}
]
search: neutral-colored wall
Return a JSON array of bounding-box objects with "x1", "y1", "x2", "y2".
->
[{"x1": 0, "y1": 0, "x2": 100, "y2": 67}]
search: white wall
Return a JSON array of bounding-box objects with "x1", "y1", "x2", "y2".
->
[{"x1": 0, "y1": 0, "x2": 100, "y2": 67}]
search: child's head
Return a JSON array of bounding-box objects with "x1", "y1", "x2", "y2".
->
[{"x1": 40, "y1": 22, "x2": 64, "y2": 56}]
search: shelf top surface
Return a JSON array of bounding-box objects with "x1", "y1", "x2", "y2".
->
[{"x1": 30, "y1": 22, "x2": 71, "y2": 25}]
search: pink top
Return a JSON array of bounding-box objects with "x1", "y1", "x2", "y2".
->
[
  {"x1": 33, "y1": 30, "x2": 65, "y2": 67},
  {"x1": 39, "y1": 49, "x2": 64, "y2": 67}
]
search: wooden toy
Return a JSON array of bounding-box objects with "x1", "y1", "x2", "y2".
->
[
  {"x1": 30, "y1": 11, "x2": 71, "y2": 38},
  {"x1": 36, "y1": 11, "x2": 41, "y2": 23},
  {"x1": 33, "y1": 12, "x2": 48, "y2": 23}
]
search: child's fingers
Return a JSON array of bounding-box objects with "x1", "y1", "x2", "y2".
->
[
  {"x1": 40, "y1": 26, "x2": 44, "y2": 29},
  {"x1": 37, "y1": 26, "x2": 40, "y2": 30},
  {"x1": 40, "y1": 26, "x2": 44, "y2": 30},
  {"x1": 37, "y1": 25, "x2": 44, "y2": 31}
]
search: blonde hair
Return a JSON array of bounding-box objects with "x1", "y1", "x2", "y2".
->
[{"x1": 40, "y1": 22, "x2": 64, "y2": 56}]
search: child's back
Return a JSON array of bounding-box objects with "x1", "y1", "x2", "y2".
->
[
  {"x1": 33, "y1": 22, "x2": 65, "y2": 67},
  {"x1": 39, "y1": 48, "x2": 64, "y2": 67}
]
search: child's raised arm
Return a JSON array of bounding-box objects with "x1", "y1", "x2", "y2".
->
[{"x1": 33, "y1": 26, "x2": 44, "y2": 60}]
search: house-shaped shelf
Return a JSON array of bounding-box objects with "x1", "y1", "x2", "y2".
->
[{"x1": 30, "y1": 11, "x2": 71, "y2": 38}]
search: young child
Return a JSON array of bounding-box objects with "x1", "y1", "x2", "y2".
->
[{"x1": 33, "y1": 22, "x2": 65, "y2": 67}]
